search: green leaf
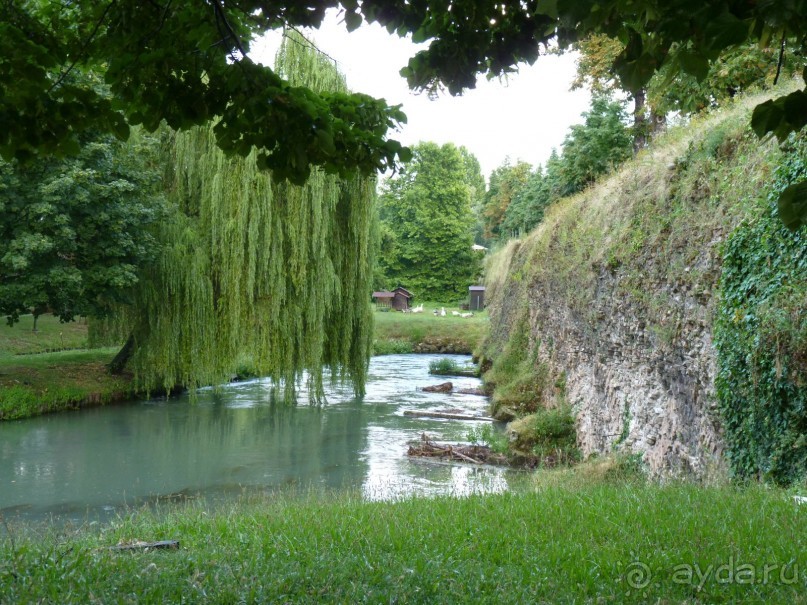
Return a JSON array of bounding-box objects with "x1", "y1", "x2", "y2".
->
[
  {"x1": 411, "y1": 27, "x2": 429, "y2": 44},
  {"x1": 703, "y1": 11, "x2": 750, "y2": 53},
  {"x1": 535, "y1": 0, "x2": 559, "y2": 18},
  {"x1": 783, "y1": 90, "x2": 807, "y2": 132},
  {"x1": 751, "y1": 99, "x2": 784, "y2": 138},
  {"x1": 777, "y1": 181, "x2": 807, "y2": 231},
  {"x1": 678, "y1": 50, "x2": 710, "y2": 81},
  {"x1": 314, "y1": 129, "x2": 336, "y2": 155},
  {"x1": 344, "y1": 10, "x2": 362, "y2": 32}
]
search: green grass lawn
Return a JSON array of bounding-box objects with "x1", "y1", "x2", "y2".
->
[
  {"x1": 0, "y1": 313, "x2": 89, "y2": 355},
  {"x1": 1, "y1": 479, "x2": 804, "y2": 604},
  {"x1": 373, "y1": 302, "x2": 488, "y2": 355}
]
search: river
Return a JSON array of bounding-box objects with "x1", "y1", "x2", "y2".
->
[{"x1": 0, "y1": 354, "x2": 522, "y2": 524}]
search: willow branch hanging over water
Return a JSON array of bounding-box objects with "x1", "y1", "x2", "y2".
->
[{"x1": 96, "y1": 32, "x2": 375, "y2": 400}]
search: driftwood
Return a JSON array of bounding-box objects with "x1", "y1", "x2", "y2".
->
[
  {"x1": 456, "y1": 387, "x2": 486, "y2": 396},
  {"x1": 408, "y1": 435, "x2": 507, "y2": 466},
  {"x1": 109, "y1": 540, "x2": 180, "y2": 552},
  {"x1": 421, "y1": 382, "x2": 453, "y2": 393},
  {"x1": 404, "y1": 410, "x2": 494, "y2": 421},
  {"x1": 429, "y1": 369, "x2": 480, "y2": 378}
]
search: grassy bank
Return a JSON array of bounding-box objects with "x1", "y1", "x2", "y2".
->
[
  {"x1": 0, "y1": 315, "x2": 134, "y2": 420},
  {"x1": 0, "y1": 347, "x2": 134, "y2": 420},
  {"x1": 479, "y1": 86, "x2": 807, "y2": 480},
  {"x1": 372, "y1": 303, "x2": 488, "y2": 355},
  {"x1": 1, "y1": 480, "x2": 805, "y2": 603}
]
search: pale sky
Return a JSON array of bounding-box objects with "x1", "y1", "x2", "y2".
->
[{"x1": 251, "y1": 10, "x2": 591, "y2": 180}]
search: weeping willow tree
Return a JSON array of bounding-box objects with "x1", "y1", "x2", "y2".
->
[{"x1": 95, "y1": 32, "x2": 376, "y2": 400}]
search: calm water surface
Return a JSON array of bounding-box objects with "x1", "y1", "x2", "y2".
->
[{"x1": 1, "y1": 354, "x2": 521, "y2": 523}]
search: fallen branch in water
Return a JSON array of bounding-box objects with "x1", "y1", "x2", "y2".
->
[
  {"x1": 456, "y1": 387, "x2": 486, "y2": 396},
  {"x1": 403, "y1": 410, "x2": 494, "y2": 421},
  {"x1": 407, "y1": 435, "x2": 507, "y2": 466}
]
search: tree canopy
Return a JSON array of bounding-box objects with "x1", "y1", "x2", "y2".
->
[
  {"x1": 93, "y1": 32, "x2": 376, "y2": 399},
  {"x1": 376, "y1": 142, "x2": 481, "y2": 300},
  {"x1": 5, "y1": 1, "x2": 807, "y2": 222},
  {"x1": 485, "y1": 94, "x2": 632, "y2": 242},
  {"x1": 0, "y1": 129, "x2": 165, "y2": 326}
]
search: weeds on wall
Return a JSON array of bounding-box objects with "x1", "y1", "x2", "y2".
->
[
  {"x1": 482, "y1": 307, "x2": 550, "y2": 418},
  {"x1": 715, "y1": 134, "x2": 807, "y2": 485}
]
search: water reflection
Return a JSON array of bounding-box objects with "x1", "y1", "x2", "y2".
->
[{"x1": 0, "y1": 355, "x2": 520, "y2": 523}]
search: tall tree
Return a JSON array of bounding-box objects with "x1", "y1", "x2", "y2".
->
[
  {"x1": 0, "y1": 129, "x2": 165, "y2": 327},
  {"x1": 377, "y1": 142, "x2": 481, "y2": 300},
  {"x1": 499, "y1": 168, "x2": 552, "y2": 240},
  {"x1": 96, "y1": 32, "x2": 376, "y2": 399},
  {"x1": 458, "y1": 147, "x2": 488, "y2": 246},
  {"x1": 482, "y1": 160, "x2": 532, "y2": 241},
  {"x1": 568, "y1": 34, "x2": 656, "y2": 150},
  {"x1": 557, "y1": 95, "x2": 633, "y2": 194}
]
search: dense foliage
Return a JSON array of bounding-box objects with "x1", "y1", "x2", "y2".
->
[
  {"x1": 715, "y1": 136, "x2": 807, "y2": 484},
  {"x1": 95, "y1": 33, "x2": 375, "y2": 399},
  {"x1": 6, "y1": 1, "x2": 807, "y2": 226},
  {"x1": 0, "y1": 131, "x2": 165, "y2": 325},
  {"x1": 376, "y1": 142, "x2": 482, "y2": 300},
  {"x1": 482, "y1": 160, "x2": 532, "y2": 242},
  {"x1": 570, "y1": 35, "x2": 796, "y2": 147},
  {"x1": 0, "y1": 2, "x2": 408, "y2": 184}
]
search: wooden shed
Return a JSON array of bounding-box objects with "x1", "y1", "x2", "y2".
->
[
  {"x1": 372, "y1": 291, "x2": 395, "y2": 309},
  {"x1": 391, "y1": 286, "x2": 413, "y2": 311},
  {"x1": 469, "y1": 285, "x2": 486, "y2": 311}
]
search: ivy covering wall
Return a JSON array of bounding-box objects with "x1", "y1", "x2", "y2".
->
[{"x1": 715, "y1": 136, "x2": 807, "y2": 484}]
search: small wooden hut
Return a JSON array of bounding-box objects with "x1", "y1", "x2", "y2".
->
[
  {"x1": 372, "y1": 291, "x2": 395, "y2": 309},
  {"x1": 469, "y1": 285, "x2": 486, "y2": 311},
  {"x1": 391, "y1": 286, "x2": 413, "y2": 311}
]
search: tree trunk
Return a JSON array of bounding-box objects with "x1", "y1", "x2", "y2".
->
[
  {"x1": 632, "y1": 88, "x2": 648, "y2": 153},
  {"x1": 650, "y1": 108, "x2": 666, "y2": 137},
  {"x1": 109, "y1": 334, "x2": 135, "y2": 375}
]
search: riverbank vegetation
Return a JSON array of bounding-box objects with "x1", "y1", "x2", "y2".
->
[
  {"x1": 0, "y1": 316, "x2": 132, "y2": 420},
  {"x1": 1, "y1": 477, "x2": 805, "y2": 604},
  {"x1": 428, "y1": 358, "x2": 479, "y2": 377},
  {"x1": 0, "y1": 304, "x2": 487, "y2": 420}
]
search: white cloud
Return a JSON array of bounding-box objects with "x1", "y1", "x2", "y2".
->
[{"x1": 251, "y1": 10, "x2": 591, "y2": 179}]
